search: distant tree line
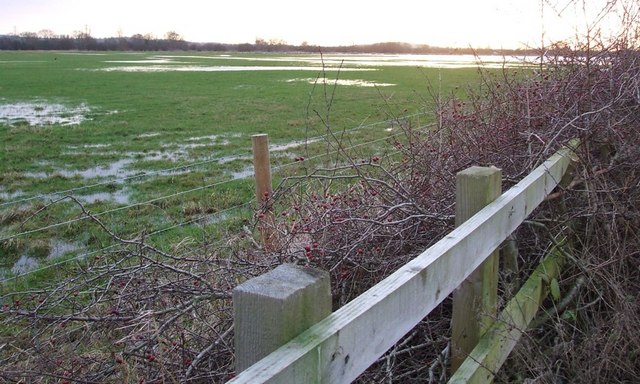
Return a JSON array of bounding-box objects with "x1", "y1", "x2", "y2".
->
[
  {"x1": 0, "y1": 31, "x2": 536, "y2": 55},
  {"x1": 0, "y1": 30, "x2": 190, "y2": 51}
]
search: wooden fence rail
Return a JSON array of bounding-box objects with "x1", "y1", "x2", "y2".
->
[{"x1": 229, "y1": 143, "x2": 576, "y2": 384}]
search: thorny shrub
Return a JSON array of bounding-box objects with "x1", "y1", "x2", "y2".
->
[{"x1": 263, "y1": 30, "x2": 640, "y2": 384}]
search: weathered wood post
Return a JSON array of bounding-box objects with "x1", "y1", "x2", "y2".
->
[
  {"x1": 252, "y1": 134, "x2": 276, "y2": 250},
  {"x1": 233, "y1": 263, "x2": 332, "y2": 372},
  {"x1": 451, "y1": 166, "x2": 502, "y2": 373}
]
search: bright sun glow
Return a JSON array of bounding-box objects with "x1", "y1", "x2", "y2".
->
[{"x1": 0, "y1": 0, "x2": 626, "y2": 49}]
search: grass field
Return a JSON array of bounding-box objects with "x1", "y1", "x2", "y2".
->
[{"x1": 0, "y1": 51, "x2": 490, "y2": 279}]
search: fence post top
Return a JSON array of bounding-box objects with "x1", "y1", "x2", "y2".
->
[
  {"x1": 233, "y1": 263, "x2": 329, "y2": 299},
  {"x1": 457, "y1": 166, "x2": 501, "y2": 177}
]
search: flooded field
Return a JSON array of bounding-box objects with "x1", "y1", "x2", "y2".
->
[
  {"x1": 0, "y1": 100, "x2": 92, "y2": 126},
  {"x1": 10, "y1": 240, "x2": 82, "y2": 275},
  {"x1": 89, "y1": 53, "x2": 532, "y2": 73},
  {"x1": 0, "y1": 50, "x2": 497, "y2": 278}
]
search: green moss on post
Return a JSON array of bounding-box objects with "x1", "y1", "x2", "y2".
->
[
  {"x1": 449, "y1": 241, "x2": 567, "y2": 384},
  {"x1": 233, "y1": 263, "x2": 331, "y2": 373}
]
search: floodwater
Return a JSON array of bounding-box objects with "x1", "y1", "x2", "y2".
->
[
  {"x1": 24, "y1": 159, "x2": 137, "y2": 180},
  {"x1": 230, "y1": 167, "x2": 254, "y2": 180},
  {"x1": 10, "y1": 239, "x2": 82, "y2": 274},
  {"x1": 286, "y1": 78, "x2": 395, "y2": 87},
  {"x1": 12, "y1": 133, "x2": 249, "y2": 204},
  {"x1": 28, "y1": 142, "x2": 217, "y2": 181},
  {"x1": 88, "y1": 53, "x2": 534, "y2": 75},
  {"x1": 155, "y1": 53, "x2": 534, "y2": 69},
  {"x1": 75, "y1": 188, "x2": 131, "y2": 204},
  {"x1": 0, "y1": 189, "x2": 24, "y2": 201},
  {"x1": 0, "y1": 101, "x2": 90, "y2": 126},
  {"x1": 280, "y1": 54, "x2": 532, "y2": 69},
  {"x1": 10, "y1": 254, "x2": 39, "y2": 274}
]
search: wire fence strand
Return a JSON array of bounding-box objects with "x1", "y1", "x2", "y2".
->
[
  {"x1": 0, "y1": 117, "x2": 433, "y2": 282},
  {"x1": 0, "y1": 111, "x2": 430, "y2": 208}
]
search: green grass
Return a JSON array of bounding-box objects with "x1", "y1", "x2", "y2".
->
[{"x1": 0, "y1": 51, "x2": 487, "y2": 280}]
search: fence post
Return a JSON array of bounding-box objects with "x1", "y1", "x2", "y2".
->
[
  {"x1": 252, "y1": 134, "x2": 276, "y2": 250},
  {"x1": 451, "y1": 166, "x2": 502, "y2": 373},
  {"x1": 233, "y1": 263, "x2": 332, "y2": 372}
]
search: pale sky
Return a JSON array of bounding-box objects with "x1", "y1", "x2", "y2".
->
[{"x1": 0, "y1": 0, "x2": 625, "y2": 49}]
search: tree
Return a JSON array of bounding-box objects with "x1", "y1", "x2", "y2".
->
[
  {"x1": 164, "y1": 31, "x2": 183, "y2": 41},
  {"x1": 19, "y1": 31, "x2": 38, "y2": 39},
  {"x1": 37, "y1": 29, "x2": 56, "y2": 39}
]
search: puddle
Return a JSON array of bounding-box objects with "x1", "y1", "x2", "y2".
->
[
  {"x1": 271, "y1": 138, "x2": 320, "y2": 152},
  {"x1": 287, "y1": 78, "x2": 395, "y2": 87},
  {"x1": 11, "y1": 254, "x2": 40, "y2": 274},
  {"x1": 217, "y1": 154, "x2": 252, "y2": 164},
  {"x1": 25, "y1": 159, "x2": 137, "y2": 180},
  {"x1": 16, "y1": 136, "x2": 318, "y2": 203},
  {"x1": 137, "y1": 132, "x2": 161, "y2": 138},
  {"x1": 201, "y1": 211, "x2": 231, "y2": 226},
  {"x1": 48, "y1": 240, "x2": 81, "y2": 259},
  {"x1": 67, "y1": 143, "x2": 111, "y2": 150},
  {"x1": 10, "y1": 240, "x2": 82, "y2": 274},
  {"x1": 0, "y1": 189, "x2": 25, "y2": 201},
  {"x1": 105, "y1": 59, "x2": 184, "y2": 64},
  {"x1": 278, "y1": 54, "x2": 533, "y2": 69},
  {"x1": 28, "y1": 137, "x2": 226, "y2": 185},
  {"x1": 185, "y1": 134, "x2": 229, "y2": 142},
  {"x1": 26, "y1": 154, "x2": 189, "y2": 181},
  {"x1": 0, "y1": 101, "x2": 91, "y2": 126},
  {"x1": 163, "y1": 142, "x2": 209, "y2": 150},
  {"x1": 230, "y1": 167, "x2": 254, "y2": 180},
  {"x1": 71, "y1": 159, "x2": 135, "y2": 179},
  {"x1": 75, "y1": 189, "x2": 131, "y2": 205}
]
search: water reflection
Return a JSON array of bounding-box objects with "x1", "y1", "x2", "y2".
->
[
  {"x1": 286, "y1": 78, "x2": 395, "y2": 87},
  {"x1": 157, "y1": 53, "x2": 534, "y2": 69},
  {"x1": 10, "y1": 239, "x2": 83, "y2": 275},
  {"x1": 75, "y1": 189, "x2": 131, "y2": 204},
  {"x1": 0, "y1": 101, "x2": 90, "y2": 126},
  {"x1": 11, "y1": 254, "x2": 39, "y2": 274}
]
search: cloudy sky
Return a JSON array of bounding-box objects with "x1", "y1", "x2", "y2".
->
[{"x1": 0, "y1": 0, "x2": 622, "y2": 48}]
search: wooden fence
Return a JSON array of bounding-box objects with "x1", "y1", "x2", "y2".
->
[{"x1": 228, "y1": 139, "x2": 576, "y2": 383}]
